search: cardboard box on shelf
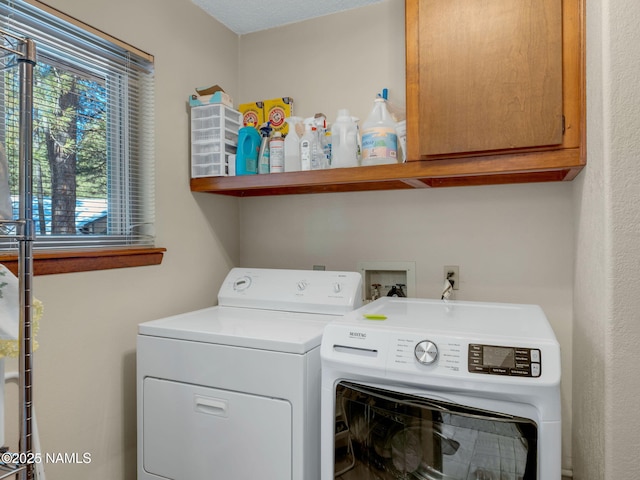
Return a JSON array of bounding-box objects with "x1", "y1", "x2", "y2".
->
[{"x1": 189, "y1": 84, "x2": 233, "y2": 108}]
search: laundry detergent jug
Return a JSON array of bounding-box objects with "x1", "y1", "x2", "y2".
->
[
  {"x1": 361, "y1": 98, "x2": 398, "y2": 166},
  {"x1": 330, "y1": 109, "x2": 359, "y2": 168},
  {"x1": 235, "y1": 124, "x2": 261, "y2": 175}
]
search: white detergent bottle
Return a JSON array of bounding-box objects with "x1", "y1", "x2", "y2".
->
[
  {"x1": 284, "y1": 116, "x2": 303, "y2": 171},
  {"x1": 331, "y1": 109, "x2": 359, "y2": 168},
  {"x1": 299, "y1": 119, "x2": 315, "y2": 171},
  {"x1": 361, "y1": 97, "x2": 398, "y2": 166}
]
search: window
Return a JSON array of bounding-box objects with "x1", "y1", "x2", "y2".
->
[{"x1": 0, "y1": 0, "x2": 155, "y2": 253}]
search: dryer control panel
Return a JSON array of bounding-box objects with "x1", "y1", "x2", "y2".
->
[
  {"x1": 218, "y1": 268, "x2": 363, "y2": 315},
  {"x1": 468, "y1": 344, "x2": 541, "y2": 377}
]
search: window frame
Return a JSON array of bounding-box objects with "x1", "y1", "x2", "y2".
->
[{"x1": 0, "y1": 0, "x2": 163, "y2": 274}]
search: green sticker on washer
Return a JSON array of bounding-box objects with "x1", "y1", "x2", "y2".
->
[{"x1": 363, "y1": 314, "x2": 387, "y2": 320}]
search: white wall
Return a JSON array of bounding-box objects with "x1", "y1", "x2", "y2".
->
[
  {"x1": 239, "y1": 0, "x2": 406, "y2": 135},
  {"x1": 238, "y1": 0, "x2": 575, "y2": 471},
  {"x1": 572, "y1": 0, "x2": 606, "y2": 476},
  {"x1": 605, "y1": 0, "x2": 640, "y2": 473},
  {"x1": 573, "y1": 0, "x2": 640, "y2": 477},
  {"x1": 4, "y1": 1, "x2": 240, "y2": 479}
]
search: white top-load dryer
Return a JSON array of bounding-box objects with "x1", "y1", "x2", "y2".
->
[{"x1": 137, "y1": 268, "x2": 362, "y2": 480}]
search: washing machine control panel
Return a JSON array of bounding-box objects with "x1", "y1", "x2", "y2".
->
[
  {"x1": 384, "y1": 335, "x2": 464, "y2": 375},
  {"x1": 468, "y1": 344, "x2": 541, "y2": 377}
]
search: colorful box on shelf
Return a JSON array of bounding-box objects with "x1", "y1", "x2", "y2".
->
[
  {"x1": 238, "y1": 101, "x2": 264, "y2": 128},
  {"x1": 189, "y1": 84, "x2": 233, "y2": 108},
  {"x1": 238, "y1": 97, "x2": 294, "y2": 135},
  {"x1": 264, "y1": 97, "x2": 293, "y2": 135}
]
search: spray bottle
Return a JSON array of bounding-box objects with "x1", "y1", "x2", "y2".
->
[
  {"x1": 314, "y1": 114, "x2": 331, "y2": 169},
  {"x1": 303, "y1": 116, "x2": 323, "y2": 170},
  {"x1": 299, "y1": 118, "x2": 315, "y2": 171},
  {"x1": 257, "y1": 122, "x2": 272, "y2": 174}
]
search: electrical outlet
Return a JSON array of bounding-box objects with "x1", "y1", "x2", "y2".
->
[{"x1": 444, "y1": 266, "x2": 460, "y2": 290}]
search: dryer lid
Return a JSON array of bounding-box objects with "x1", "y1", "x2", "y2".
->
[{"x1": 138, "y1": 305, "x2": 335, "y2": 354}]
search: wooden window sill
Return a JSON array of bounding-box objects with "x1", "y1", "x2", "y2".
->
[{"x1": 0, "y1": 247, "x2": 166, "y2": 276}]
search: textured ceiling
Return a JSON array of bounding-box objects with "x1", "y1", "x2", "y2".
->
[{"x1": 191, "y1": 0, "x2": 386, "y2": 35}]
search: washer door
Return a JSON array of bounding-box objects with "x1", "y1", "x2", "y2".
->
[
  {"x1": 143, "y1": 377, "x2": 292, "y2": 479},
  {"x1": 333, "y1": 381, "x2": 537, "y2": 480}
]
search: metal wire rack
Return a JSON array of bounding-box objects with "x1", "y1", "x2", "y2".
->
[{"x1": 0, "y1": 26, "x2": 36, "y2": 480}]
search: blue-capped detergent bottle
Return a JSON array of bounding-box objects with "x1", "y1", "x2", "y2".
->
[
  {"x1": 235, "y1": 123, "x2": 261, "y2": 175},
  {"x1": 361, "y1": 97, "x2": 398, "y2": 166}
]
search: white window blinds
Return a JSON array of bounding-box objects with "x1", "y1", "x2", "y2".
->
[{"x1": 0, "y1": 0, "x2": 155, "y2": 250}]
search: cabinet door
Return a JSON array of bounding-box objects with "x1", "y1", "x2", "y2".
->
[{"x1": 407, "y1": 0, "x2": 563, "y2": 158}]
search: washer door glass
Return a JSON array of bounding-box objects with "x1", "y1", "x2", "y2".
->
[{"x1": 333, "y1": 381, "x2": 537, "y2": 480}]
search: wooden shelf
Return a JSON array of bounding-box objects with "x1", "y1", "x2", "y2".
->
[
  {"x1": 0, "y1": 247, "x2": 166, "y2": 275},
  {"x1": 191, "y1": 0, "x2": 584, "y2": 199},
  {"x1": 191, "y1": 148, "x2": 584, "y2": 197}
]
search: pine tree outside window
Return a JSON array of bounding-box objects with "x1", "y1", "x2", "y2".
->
[{"x1": 0, "y1": 0, "x2": 155, "y2": 254}]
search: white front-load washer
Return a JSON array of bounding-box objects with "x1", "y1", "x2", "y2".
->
[
  {"x1": 320, "y1": 297, "x2": 562, "y2": 480},
  {"x1": 137, "y1": 268, "x2": 362, "y2": 480}
]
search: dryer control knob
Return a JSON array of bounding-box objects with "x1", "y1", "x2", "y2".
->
[
  {"x1": 333, "y1": 282, "x2": 342, "y2": 293},
  {"x1": 415, "y1": 340, "x2": 438, "y2": 365},
  {"x1": 233, "y1": 276, "x2": 252, "y2": 292}
]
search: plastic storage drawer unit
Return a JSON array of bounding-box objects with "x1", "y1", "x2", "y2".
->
[{"x1": 190, "y1": 104, "x2": 242, "y2": 177}]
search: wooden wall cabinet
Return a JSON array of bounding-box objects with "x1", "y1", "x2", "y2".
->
[
  {"x1": 192, "y1": 0, "x2": 584, "y2": 197},
  {"x1": 405, "y1": 0, "x2": 585, "y2": 184}
]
